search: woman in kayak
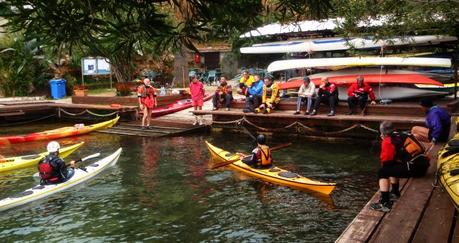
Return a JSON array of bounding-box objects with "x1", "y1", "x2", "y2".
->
[
  {"x1": 137, "y1": 78, "x2": 157, "y2": 129},
  {"x1": 241, "y1": 134, "x2": 273, "y2": 169},
  {"x1": 38, "y1": 141, "x2": 75, "y2": 185}
]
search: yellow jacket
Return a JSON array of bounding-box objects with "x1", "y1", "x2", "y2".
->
[
  {"x1": 239, "y1": 75, "x2": 255, "y2": 87},
  {"x1": 262, "y1": 82, "x2": 280, "y2": 104}
]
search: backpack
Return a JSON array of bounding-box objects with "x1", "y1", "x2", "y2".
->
[{"x1": 391, "y1": 132, "x2": 430, "y2": 177}]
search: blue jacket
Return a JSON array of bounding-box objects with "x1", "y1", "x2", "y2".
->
[
  {"x1": 426, "y1": 106, "x2": 451, "y2": 142},
  {"x1": 248, "y1": 80, "x2": 264, "y2": 96}
]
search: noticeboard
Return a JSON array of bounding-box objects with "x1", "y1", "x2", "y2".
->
[{"x1": 82, "y1": 57, "x2": 111, "y2": 75}]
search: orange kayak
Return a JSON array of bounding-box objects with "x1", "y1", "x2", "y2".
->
[{"x1": 0, "y1": 116, "x2": 119, "y2": 145}]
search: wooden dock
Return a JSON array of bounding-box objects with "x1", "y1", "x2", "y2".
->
[
  {"x1": 193, "y1": 98, "x2": 459, "y2": 140},
  {"x1": 335, "y1": 143, "x2": 459, "y2": 243}
]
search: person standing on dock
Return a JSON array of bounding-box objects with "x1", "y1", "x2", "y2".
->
[
  {"x1": 346, "y1": 76, "x2": 376, "y2": 115},
  {"x1": 294, "y1": 76, "x2": 316, "y2": 115},
  {"x1": 238, "y1": 70, "x2": 255, "y2": 96},
  {"x1": 137, "y1": 78, "x2": 157, "y2": 129},
  {"x1": 212, "y1": 76, "x2": 233, "y2": 111},
  {"x1": 243, "y1": 74, "x2": 264, "y2": 113},
  {"x1": 411, "y1": 98, "x2": 451, "y2": 145},
  {"x1": 255, "y1": 76, "x2": 280, "y2": 114},
  {"x1": 310, "y1": 77, "x2": 338, "y2": 116},
  {"x1": 190, "y1": 75, "x2": 205, "y2": 125}
]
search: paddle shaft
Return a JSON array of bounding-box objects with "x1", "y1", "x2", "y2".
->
[
  {"x1": 211, "y1": 143, "x2": 292, "y2": 170},
  {"x1": 33, "y1": 153, "x2": 100, "y2": 178}
]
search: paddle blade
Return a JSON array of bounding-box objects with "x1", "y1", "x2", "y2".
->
[{"x1": 80, "y1": 153, "x2": 101, "y2": 162}]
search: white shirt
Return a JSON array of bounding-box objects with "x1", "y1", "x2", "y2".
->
[{"x1": 298, "y1": 82, "x2": 316, "y2": 97}]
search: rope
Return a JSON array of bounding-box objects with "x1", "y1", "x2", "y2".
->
[
  {"x1": 359, "y1": 124, "x2": 379, "y2": 133},
  {"x1": 0, "y1": 113, "x2": 56, "y2": 127},
  {"x1": 211, "y1": 118, "x2": 244, "y2": 125},
  {"x1": 59, "y1": 108, "x2": 118, "y2": 117}
]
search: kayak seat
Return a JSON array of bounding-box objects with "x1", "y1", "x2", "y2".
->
[
  {"x1": 269, "y1": 167, "x2": 281, "y2": 172},
  {"x1": 32, "y1": 185, "x2": 45, "y2": 190},
  {"x1": 450, "y1": 169, "x2": 459, "y2": 176},
  {"x1": 10, "y1": 190, "x2": 34, "y2": 198},
  {"x1": 21, "y1": 155, "x2": 40, "y2": 160},
  {"x1": 448, "y1": 140, "x2": 459, "y2": 147},
  {"x1": 224, "y1": 153, "x2": 236, "y2": 158},
  {"x1": 442, "y1": 146, "x2": 459, "y2": 158},
  {"x1": 278, "y1": 171, "x2": 300, "y2": 178},
  {"x1": 88, "y1": 163, "x2": 99, "y2": 167}
]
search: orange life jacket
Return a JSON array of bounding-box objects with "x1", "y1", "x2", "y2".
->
[{"x1": 257, "y1": 145, "x2": 272, "y2": 167}]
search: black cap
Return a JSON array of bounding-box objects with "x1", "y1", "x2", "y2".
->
[
  {"x1": 303, "y1": 76, "x2": 310, "y2": 82},
  {"x1": 256, "y1": 134, "x2": 266, "y2": 145},
  {"x1": 420, "y1": 97, "x2": 434, "y2": 108}
]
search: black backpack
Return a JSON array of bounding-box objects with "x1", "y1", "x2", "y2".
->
[{"x1": 391, "y1": 132, "x2": 430, "y2": 177}]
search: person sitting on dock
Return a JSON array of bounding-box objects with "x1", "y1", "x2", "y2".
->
[
  {"x1": 241, "y1": 134, "x2": 273, "y2": 169},
  {"x1": 238, "y1": 70, "x2": 255, "y2": 96},
  {"x1": 370, "y1": 121, "x2": 429, "y2": 212},
  {"x1": 255, "y1": 76, "x2": 280, "y2": 114},
  {"x1": 137, "y1": 78, "x2": 157, "y2": 129},
  {"x1": 346, "y1": 76, "x2": 376, "y2": 115},
  {"x1": 38, "y1": 141, "x2": 75, "y2": 185},
  {"x1": 310, "y1": 77, "x2": 338, "y2": 116},
  {"x1": 243, "y1": 74, "x2": 264, "y2": 113},
  {"x1": 294, "y1": 76, "x2": 316, "y2": 115},
  {"x1": 212, "y1": 76, "x2": 233, "y2": 111},
  {"x1": 411, "y1": 97, "x2": 451, "y2": 145}
]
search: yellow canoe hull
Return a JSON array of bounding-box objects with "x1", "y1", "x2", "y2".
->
[
  {"x1": 437, "y1": 133, "x2": 459, "y2": 210},
  {"x1": 205, "y1": 141, "x2": 336, "y2": 195},
  {"x1": 0, "y1": 142, "x2": 84, "y2": 173}
]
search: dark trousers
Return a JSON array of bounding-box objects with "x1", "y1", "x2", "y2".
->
[
  {"x1": 212, "y1": 93, "x2": 233, "y2": 108},
  {"x1": 245, "y1": 95, "x2": 261, "y2": 112},
  {"x1": 348, "y1": 95, "x2": 368, "y2": 110},
  {"x1": 378, "y1": 162, "x2": 411, "y2": 179},
  {"x1": 313, "y1": 94, "x2": 337, "y2": 112}
]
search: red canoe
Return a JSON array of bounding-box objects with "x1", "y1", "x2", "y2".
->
[
  {"x1": 150, "y1": 94, "x2": 213, "y2": 117},
  {"x1": 279, "y1": 74, "x2": 444, "y2": 90}
]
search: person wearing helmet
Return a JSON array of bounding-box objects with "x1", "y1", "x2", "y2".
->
[
  {"x1": 137, "y1": 78, "x2": 157, "y2": 129},
  {"x1": 241, "y1": 134, "x2": 273, "y2": 168},
  {"x1": 38, "y1": 141, "x2": 76, "y2": 185}
]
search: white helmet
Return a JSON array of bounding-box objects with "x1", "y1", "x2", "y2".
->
[{"x1": 47, "y1": 141, "x2": 60, "y2": 153}]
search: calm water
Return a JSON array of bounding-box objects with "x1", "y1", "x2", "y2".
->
[{"x1": 0, "y1": 123, "x2": 379, "y2": 242}]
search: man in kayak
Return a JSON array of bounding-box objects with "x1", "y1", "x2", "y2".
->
[
  {"x1": 38, "y1": 141, "x2": 75, "y2": 185},
  {"x1": 411, "y1": 97, "x2": 451, "y2": 145},
  {"x1": 243, "y1": 74, "x2": 264, "y2": 113},
  {"x1": 346, "y1": 76, "x2": 376, "y2": 115},
  {"x1": 212, "y1": 76, "x2": 233, "y2": 111},
  {"x1": 241, "y1": 134, "x2": 273, "y2": 169},
  {"x1": 255, "y1": 76, "x2": 280, "y2": 114},
  {"x1": 310, "y1": 77, "x2": 338, "y2": 116}
]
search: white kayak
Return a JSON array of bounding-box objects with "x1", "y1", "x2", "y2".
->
[
  {"x1": 266, "y1": 57, "x2": 452, "y2": 72},
  {"x1": 0, "y1": 148, "x2": 122, "y2": 212}
]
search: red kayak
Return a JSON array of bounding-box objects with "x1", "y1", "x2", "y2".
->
[
  {"x1": 279, "y1": 74, "x2": 444, "y2": 90},
  {"x1": 150, "y1": 94, "x2": 213, "y2": 117}
]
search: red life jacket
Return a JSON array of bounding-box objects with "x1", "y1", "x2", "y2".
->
[{"x1": 38, "y1": 155, "x2": 60, "y2": 183}]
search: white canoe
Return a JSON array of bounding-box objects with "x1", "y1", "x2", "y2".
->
[
  {"x1": 0, "y1": 148, "x2": 122, "y2": 212},
  {"x1": 241, "y1": 35, "x2": 457, "y2": 54},
  {"x1": 267, "y1": 57, "x2": 452, "y2": 72}
]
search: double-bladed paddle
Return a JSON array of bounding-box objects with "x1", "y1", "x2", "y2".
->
[{"x1": 210, "y1": 143, "x2": 292, "y2": 170}]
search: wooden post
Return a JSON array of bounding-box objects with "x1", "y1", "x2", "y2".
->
[{"x1": 454, "y1": 44, "x2": 458, "y2": 100}]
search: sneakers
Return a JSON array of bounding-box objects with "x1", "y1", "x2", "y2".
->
[
  {"x1": 266, "y1": 108, "x2": 271, "y2": 114},
  {"x1": 390, "y1": 193, "x2": 400, "y2": 201},
  {"x1": 192, "y1": 121, "x2": 198, "y2": 126},
  {"x1": 369, "y1": 201, "x2": 392, "y2": 212},
  {"x1": 305, "y1": 110, "x2": 310, "y2": 115},
  {"x1": 293, "y1": 111, "x2": 300, "y2": 115},
  {"x1": 346, "y1": 111, "x2": 353, "y2": 115},
  {"x1": 226, "y1": 108, "x2": 230, "y2": 111},
  {"x1": 243, "y1": 109, "x2": 251, "y2": 113},
  {"x1": 254, "y1": 108, "x2": 261, "y2": 113},
  {"x1": 212, "y1": 107, "x2": 218, "y2": 111},
  {"x1": 310, "y1": 110, "x2": 317, "y2": 116},
  {"x1": 327, "y1": 111, "x2": 335, "y2": 116}
]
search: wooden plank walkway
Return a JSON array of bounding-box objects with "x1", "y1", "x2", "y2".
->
[
  {"x1": 97, "y1": 123, "x2": 209, "y2": 137},
  {"x1": 336, "y1": 144, "x2": 459, "y2": 243}
]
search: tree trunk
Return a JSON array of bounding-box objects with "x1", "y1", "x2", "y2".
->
[{"x1": 172, "y1": 45, "x2": 189, "y2": 88}]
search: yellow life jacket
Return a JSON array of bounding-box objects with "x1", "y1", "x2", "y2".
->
[
  {"x1": 262, "y1": 82, "x2": 280, "y2": 104},
  {"x1": 258, "y1": 145, "x2": 272, "y2": 166},
  {"x1": 239, "y1": 75, "x2": 255, "y2": 87}
]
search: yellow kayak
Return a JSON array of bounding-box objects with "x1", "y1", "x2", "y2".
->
[
  {"x1": 205, "y1": 141, "x2": 336, "y2": 195},
  {"x1": 437, "y1": 133, "x2": 459, "y2": 210},
  {"x1": 0, "y1": 142, "x2": 84, "y2": 173}
]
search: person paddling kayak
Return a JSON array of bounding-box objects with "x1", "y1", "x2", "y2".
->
[
  {"x1": 38, "y1": 141, "x2": 75, "y2": 185},
  {"x1": 241, "y1": 134, "x2": 273, "y2": 169}
]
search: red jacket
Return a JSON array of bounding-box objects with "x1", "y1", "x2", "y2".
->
[
  {"x1": 347, "y1": 83, "x2": 376, "y2": 101},
  {"x1": 318, "y1": 83, "x2": 337, "y2": 96},
  {"x1": 380, "y1": 136, "x2": 396, "y2": 166}
]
